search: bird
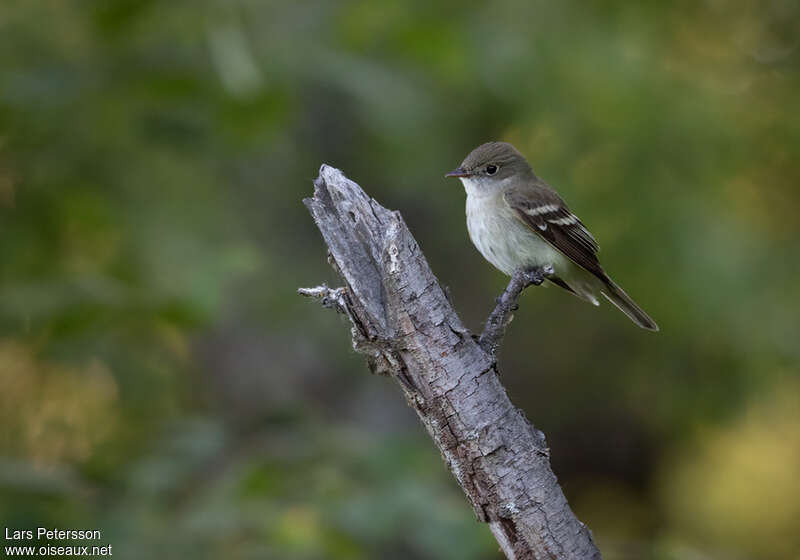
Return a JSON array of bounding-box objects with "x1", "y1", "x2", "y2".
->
[{"x1": 446, "y1": 141, "x2": 658, "y2": 331}]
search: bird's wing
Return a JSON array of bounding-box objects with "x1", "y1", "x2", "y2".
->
[{"x1": 503, "y1": 183, "x2": 608, "y2": 281}]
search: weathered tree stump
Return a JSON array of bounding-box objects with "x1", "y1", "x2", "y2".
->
[{"x1": 299, "y1": 165, "x2": 601, "y2": 560}]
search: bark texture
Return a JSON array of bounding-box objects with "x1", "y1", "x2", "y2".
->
[{"x1": 300, "y1": 164, "x2": 601, "y2": 560}]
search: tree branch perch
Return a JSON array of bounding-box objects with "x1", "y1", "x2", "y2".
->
[
  {"x1": 300, "y1": 164, "x2": 601, "y2": 560},
  {"x1": 478, "y1": 266, "x2": 552, "y2": 357}
]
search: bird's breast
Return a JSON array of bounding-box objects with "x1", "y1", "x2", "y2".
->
[{"x1": 465, "y1": 193, "x2": 567, "y2": 276}]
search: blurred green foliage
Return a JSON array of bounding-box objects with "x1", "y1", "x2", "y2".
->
[{"x1": 1, "y1": 1, "x2": 799, "y2": 558}]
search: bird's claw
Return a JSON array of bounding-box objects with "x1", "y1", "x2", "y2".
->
[
  {"x1": 516, "y1": 265, "x2": 553, "y2": 288},
  {"x1": 523, "y1": 270, "x2": 544, "y2": 286}
]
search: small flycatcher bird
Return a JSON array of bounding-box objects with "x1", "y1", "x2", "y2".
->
[{"x1": 446, "y1": 141, "x2": 658, "y2": 331}]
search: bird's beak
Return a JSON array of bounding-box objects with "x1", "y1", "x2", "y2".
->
[{"x1": 445, "y1": 167, "x2": 470, "y2": 178}]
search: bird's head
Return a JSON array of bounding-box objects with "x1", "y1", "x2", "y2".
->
[{"x1": 446, "y1": 141, "x2": 534, "y2": 195}]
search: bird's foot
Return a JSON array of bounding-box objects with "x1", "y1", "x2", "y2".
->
[{"x1": 515, "y1": 265, "x2": 554, "y2": 288}]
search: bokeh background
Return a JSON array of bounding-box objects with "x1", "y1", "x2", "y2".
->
[{"x1": 1, "y1": 1, "x2": 799, "y2": 559}]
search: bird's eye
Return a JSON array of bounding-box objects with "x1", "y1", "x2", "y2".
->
[{"x1": 486, "y1": 165, "x2": 498, "y2": 175}]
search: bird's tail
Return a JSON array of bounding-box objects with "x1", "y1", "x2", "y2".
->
[{"x1": 600, "y1": 278, "x2": 659, "y2": 331}]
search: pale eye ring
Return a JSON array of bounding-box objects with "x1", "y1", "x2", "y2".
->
[{"x1": 485, "y1": 164, "x2": 498, "y2": 175}]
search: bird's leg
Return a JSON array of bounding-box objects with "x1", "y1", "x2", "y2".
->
[
  {"x1": 478, "y1": 265, "x2": 552, "y2": 358},
  {"x1": 520, "y1": 264, "x2": 554, "y2": 287}
]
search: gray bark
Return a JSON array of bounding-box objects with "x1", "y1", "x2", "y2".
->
[{"x1": 299, "y1": 164, "x2": 601, "y2": 560}]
